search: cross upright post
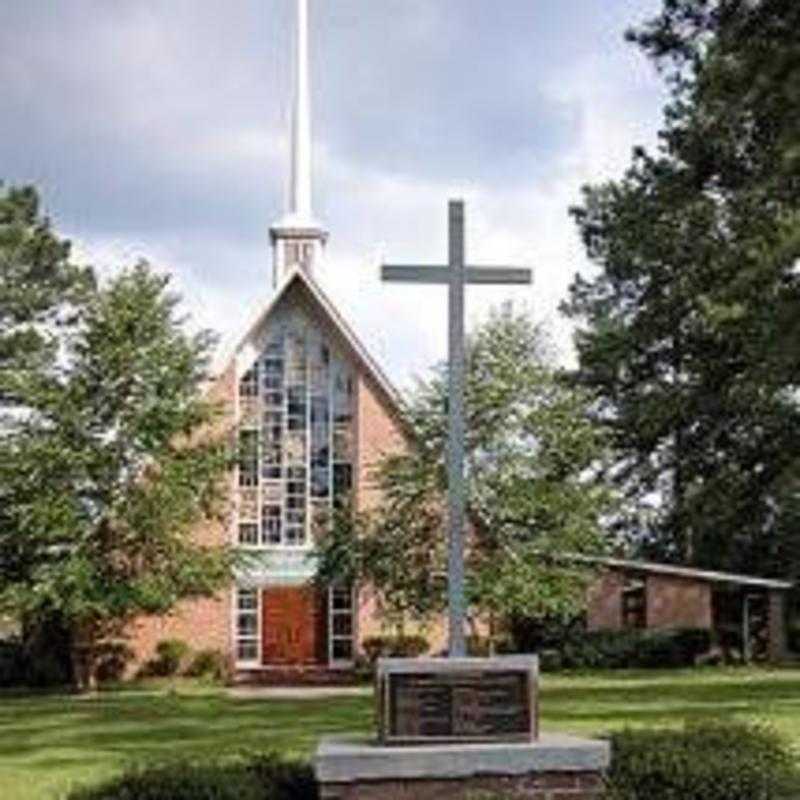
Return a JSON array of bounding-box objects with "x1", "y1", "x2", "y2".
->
[
  {"x1": 382, "y1": 200, "x2": 532, "y2": 658},
  {"x1": 447, "y1": 201, "x2": 467, "y2": 659}
]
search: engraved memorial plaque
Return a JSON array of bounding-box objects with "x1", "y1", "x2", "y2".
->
[{"x1": 377, "y1": 656, "x2": 539, "y2": 745}]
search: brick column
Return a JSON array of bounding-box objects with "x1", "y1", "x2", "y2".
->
[{"x1": 320, "y1": 771, "x2": 604, "y2": 799}]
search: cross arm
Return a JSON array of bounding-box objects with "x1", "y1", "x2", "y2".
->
[{"x1": 382, "y1": 265, "x2": 533, "y2": 285}]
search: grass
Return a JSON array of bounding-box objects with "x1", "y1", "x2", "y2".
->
[{"x1": 2, "y1": 667, "x2": 800, "y2": 799}]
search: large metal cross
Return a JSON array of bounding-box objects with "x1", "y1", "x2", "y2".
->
[{"x1": 382, "y1": 200, "x2": 532, "y2": 657}]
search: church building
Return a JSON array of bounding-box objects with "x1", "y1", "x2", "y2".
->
[{"x1": 127, "y1": 0, "x2": 412, "y2": 678}]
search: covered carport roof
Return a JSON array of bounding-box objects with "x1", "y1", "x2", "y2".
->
[{"x1": 567, "y1": 554, "x2": 793, "y2": 591}]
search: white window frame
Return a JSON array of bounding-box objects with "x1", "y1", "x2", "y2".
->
[
  {"x1": 234, "y1": 587, "x2": 261, "y2": 667},
  {"x1": 328, "y1": 585, "x2": 356, "y2": 669}
]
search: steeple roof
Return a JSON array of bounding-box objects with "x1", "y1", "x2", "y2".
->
[{"x1": 211, "y1": 268, "x2": 404, "y2": 419}]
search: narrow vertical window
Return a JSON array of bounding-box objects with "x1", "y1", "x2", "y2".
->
[
  {"x1": 238, "y1": 523, "x2": 259, "y2": 547},
  {"x1": 238, "y1": 430, "x2": 259, "y2": 488},
  {"x1": 329, "y1": 586, "x2": 355, "y2": 665},
  {"x1": 262, "y1": 505, "x2": 282, "y2": 545},
  {"x1": 285, "y1": 466, "x2": 307, "y2": 546},
  {"x1": 285, "y1": 242, "x2": 300, "y2": 267},
  {"x1": 236, "y1": 589, "x2": 259, "y2": 662},
  {"x1": 263, "y1": 410, "x2": 283, "y2": 481},
  {"x1": 239, "y1": 365, "x2": 259, "y2": 398}
]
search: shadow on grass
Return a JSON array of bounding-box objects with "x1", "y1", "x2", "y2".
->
[
  {"x1": 0, "y1": 692, "x2": 372, "y2": 768},
  {"x1": 3, "y1": 668, "x2": 800, "y2": 800}
]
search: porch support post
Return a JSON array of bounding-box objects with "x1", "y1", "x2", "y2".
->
[{"x1": 768, "y1": 589, "x2": 788, "y2": 663}]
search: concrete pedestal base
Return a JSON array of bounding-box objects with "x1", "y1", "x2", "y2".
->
[{"x1": 315, "y1": 734, "x2": 610, "y2": 800}]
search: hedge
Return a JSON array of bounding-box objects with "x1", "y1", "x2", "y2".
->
[
  {"x1": 604, "y1": 722, "x2": 799, "y2": 800},
  {"x1": 361, "y1": 635, "x2": 429, "y2": 663},
  {"x1": 67, "y1": 753, "x2": 318, "y2": 800},
  {"x1": 469, "y1": 722, "x2": 799, "y2": 800},
  {"x1": 539, "y1": 628, "x2": 711, "y2": 671}
]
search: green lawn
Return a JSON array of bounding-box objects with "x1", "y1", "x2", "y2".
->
[{"x1": 2, "y1": 667, "x2": 800, "y2": 799}]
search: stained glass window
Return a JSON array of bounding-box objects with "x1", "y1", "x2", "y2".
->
[
  {"x1": 238, "y1": 430, "x2": 259, "y2": 488},
  {"x1": 238, "y1": 523, "x2": 259, "y2": 546},
  {"x1": 239, "y1": 365, "x2": 259, "y2": 398},
  {"x1": 235, "y1": 312, "x2": 354, "y2": 548}
]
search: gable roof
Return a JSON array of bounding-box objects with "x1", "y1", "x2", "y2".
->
[
  {"x1": 569, "y1": 554, "x2": 793, "y2": 591},
  {"x1": 211, "y1": 267, "x2": 405, "y2": 416}
]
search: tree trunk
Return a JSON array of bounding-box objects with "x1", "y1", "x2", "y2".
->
[
  {"x1": 488, "y1": 611, "x2": 497, "y2": 658},
  {"x1": 395, "y1": 609, "x2": 407, "y2": 642},
  {"x1": 70, "y1": 623, "x2": 98, "y2": 694},
  {"x1": 672, "y1": 322, "x2": 694, "y2": 565},
  {"x1": 465, "y1": 614, "x2": 482, "y2": 656},
  {"x1": 674, "y1": 424, "x2": 694, "y2": 564}
]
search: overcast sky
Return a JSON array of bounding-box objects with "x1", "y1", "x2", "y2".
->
[{"x1": 1, "y1": 0, "x2": 667, "y2": 390}]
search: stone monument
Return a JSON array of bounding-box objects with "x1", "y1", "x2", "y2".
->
[
  {"x1": 377, "y1": 656, "x2": 538, "y2": 745},
  {"x1": 316, "y1": 653, "x2": 608, "y2": 799},
  {"x1": 314, "y1": 202, "x2": 610, "y2": 799}
]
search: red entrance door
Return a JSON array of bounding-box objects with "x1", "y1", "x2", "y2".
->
[{"x1": 261, "y1": 586, "x2": 326, "y2": 665}]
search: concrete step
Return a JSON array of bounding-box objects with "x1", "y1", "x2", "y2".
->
[{"x1": 234, "y1": 665, "x2": 364, "y2": 687}]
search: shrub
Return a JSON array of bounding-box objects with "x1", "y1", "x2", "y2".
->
[
  {"x1": 67, "y1": 753, "x2": 318, "y2": 800},
  {"x1": 0, "y1": 634, "x2": 72, "y2": 688},
  {"x1": 249, "y1": 753, "x2": 318, "y2": 800},
  {"x1": 604, "y1": 722, "x2": 799, "y2": 800},
  {"x1": 18, "y1": 613, "x2": 73, "y2": 687},
  {"x1": 185, "y1": 649, "x2": 231, "y2": 683},
  {"x1": 26, "y1": 649, "x2": 72, "y2": 687},
  {"x1": 510, "y1": 613, "x2": 586, "y2": 653},
  {"x1": 69, "y1": 762, "x2": 260, "y2": 800},
  {"x1": 0, "y1": 639, "x2": 25, "y2": 687},
  {"x1": 145, "y1": 639, "x2": 191, "y2": 677},
  {"x1": 361, "y1": 636, "x2": 385, "y2": 663},
  {"x1": 787, "y1": 619, "x2": 800, "y2": 654},
  {"x1": 95, "y1": 641, "x2": 135, "y2": 683},
  {"x1": 392, "y1": 635, "x2": 429, "y2": 658},
  {"x1": 538, "y1": 648, "x2": 563, "y2": 672},
  {"x1": 551, "y1": 628, "x2": 711, "y2": 671},
  {"x1": 361, "y1": 635, "x2": 429, "y2": 663},
  {"x1": 465, "y1": 636, "x2": 514, "y2": 657}
]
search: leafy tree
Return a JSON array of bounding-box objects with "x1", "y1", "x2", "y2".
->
[
  {"x1": 0, "y1": 260, "x2": 233, "y2": 691},
  {"x1": 316, "y1": 308, "x2": 614, "y2": 647},
  {"x1": 0, "y1": 184, "x2": 92, "y2": 406},
  {"x1": 562, "y1": 0, "x2": 800, "y2": 576}
]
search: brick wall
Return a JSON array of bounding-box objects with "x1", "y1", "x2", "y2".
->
[
  {"x1": 354, "y1": 371, "x2": 405, "y2": 651},
  {"x1": 354, "y1": 372, "x2": 407, "y2": 513},
  {"x1": 586, "y1": 571, "x2": 626, "y2": 630},
  {"x1": 319, "y1": 771, "x2": 604, "y2": 800},
  {"x1": 646, "y1": 574, "x2": 712, "y2": 630}
]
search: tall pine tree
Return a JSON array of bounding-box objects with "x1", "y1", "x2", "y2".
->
[
  {"x1": 563, "y1": 0, "x2": 800, "y2": 577},
  {"x1": 0, "y1": 185, "x2": 92, "y2": 407}
]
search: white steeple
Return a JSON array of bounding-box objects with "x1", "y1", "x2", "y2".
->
[
  {"x1": 270, "y1": 0, "x2": 328, "y2": 288},
  {"x1": 290, "y1": 0, "x2": 312, "y2": 221}
]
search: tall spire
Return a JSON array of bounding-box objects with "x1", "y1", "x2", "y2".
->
[
  {"x1": 290, "y1": 0, "x2": 312, "y2": 221},
  {"x1": 270, "y1": 0, "x2": 328, "y2": 288}
]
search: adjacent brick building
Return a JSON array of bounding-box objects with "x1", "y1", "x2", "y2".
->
[{"x1": 585, "y1": 557, "x2": 792, "y2": 661}]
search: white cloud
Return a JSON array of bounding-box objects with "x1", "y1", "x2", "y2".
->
[{"x1": 7, "y1": 0, "x2": 670, "y2": 392}]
